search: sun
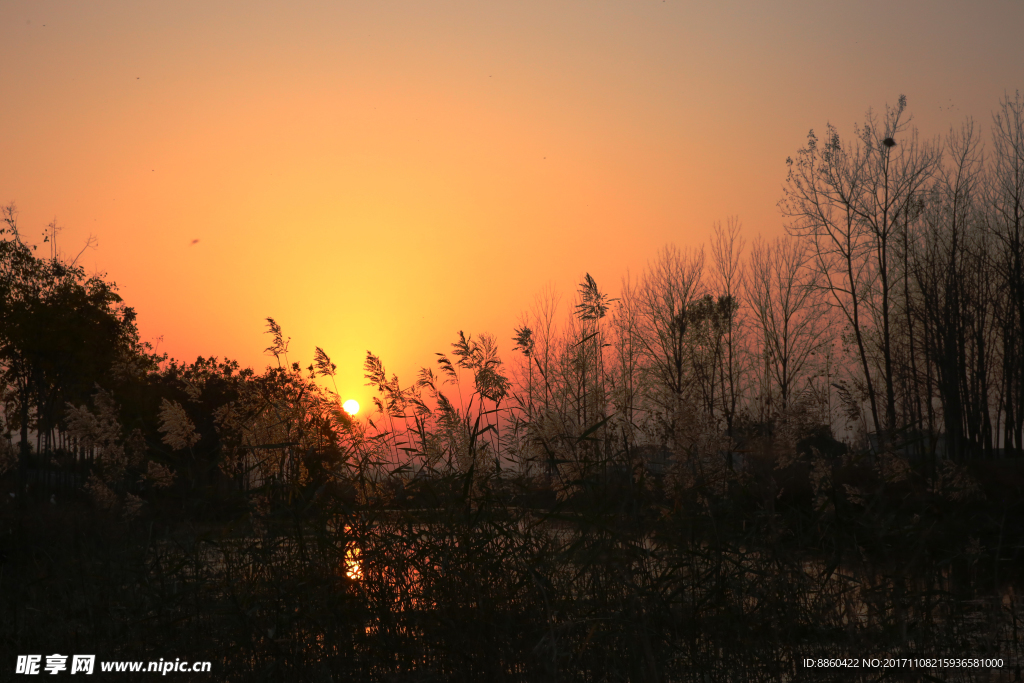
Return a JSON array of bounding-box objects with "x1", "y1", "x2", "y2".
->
[{"x1": 342, "y1": 399, "x2": 360, "y2": 416}]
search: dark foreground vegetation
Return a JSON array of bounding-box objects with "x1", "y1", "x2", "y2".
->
[{"x1": 3, "y1": 95, "x2": 1024, "y2": 681}]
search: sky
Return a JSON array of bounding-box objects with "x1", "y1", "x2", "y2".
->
[{"x1": 2, "y1": 0, "x2": 1022, "y2": 410}]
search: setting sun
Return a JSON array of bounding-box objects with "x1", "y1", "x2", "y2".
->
[{"x1": 342, "y1": 399, "x2": 360, "y2": 416}]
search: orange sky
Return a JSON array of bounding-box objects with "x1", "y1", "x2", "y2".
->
[{"x1": 2, "y1": 1, "x2": 1022, "y2": 410}]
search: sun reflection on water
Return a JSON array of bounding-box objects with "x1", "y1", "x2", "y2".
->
[
  {"x1": 345, "y1": 545, "x2": 362, "y2": 580},
  {"x1": 342, "y1": 525, "x2": 362, "y2": 580}
]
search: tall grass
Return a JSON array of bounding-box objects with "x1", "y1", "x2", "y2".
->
[{"x1": 3, "y1": 329, "x2": 1021, "y2": 681}]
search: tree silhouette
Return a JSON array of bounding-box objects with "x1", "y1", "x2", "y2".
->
[{"x1": 1, "y1": 204, "x2": 140, "y2": 470}]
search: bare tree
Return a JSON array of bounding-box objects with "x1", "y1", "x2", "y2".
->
[
  {"x1": 913, "y1": 121, "x2": 989, "y2": 462},
  {"x1": 990, "y1": 92, "x2": 1024, "y2": 456},
  {"x1": 635, "y1": 245, "x2": 705, "y2": 449},
  {"x1": 749, "y1": 235, "x2": 829, "y2": 414},
  {"x1": 609, "y1": 272, "x2": 645, "y2": 448},
  {"x1": 710, "y1": 218, "x2": 746, "y2": 439}
]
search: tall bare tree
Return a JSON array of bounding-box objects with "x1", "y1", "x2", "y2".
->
[
  {"x1": 710, "y1": 218, "x2": 746, "y2": 438},
  {"x1": 990, "y1": 92, "x2": 1024, "y2": 456},
  {"x1": 782, "y1": 95, "x2": 939, "y2": 445}
]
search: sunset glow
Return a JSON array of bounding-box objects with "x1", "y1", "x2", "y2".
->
[
  {"x1": 342, "y1": 399, "x2": 359, "y2": 416},
  {"x1": 1, "y1": 1, "x2": 1022, "y2": 398}
]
